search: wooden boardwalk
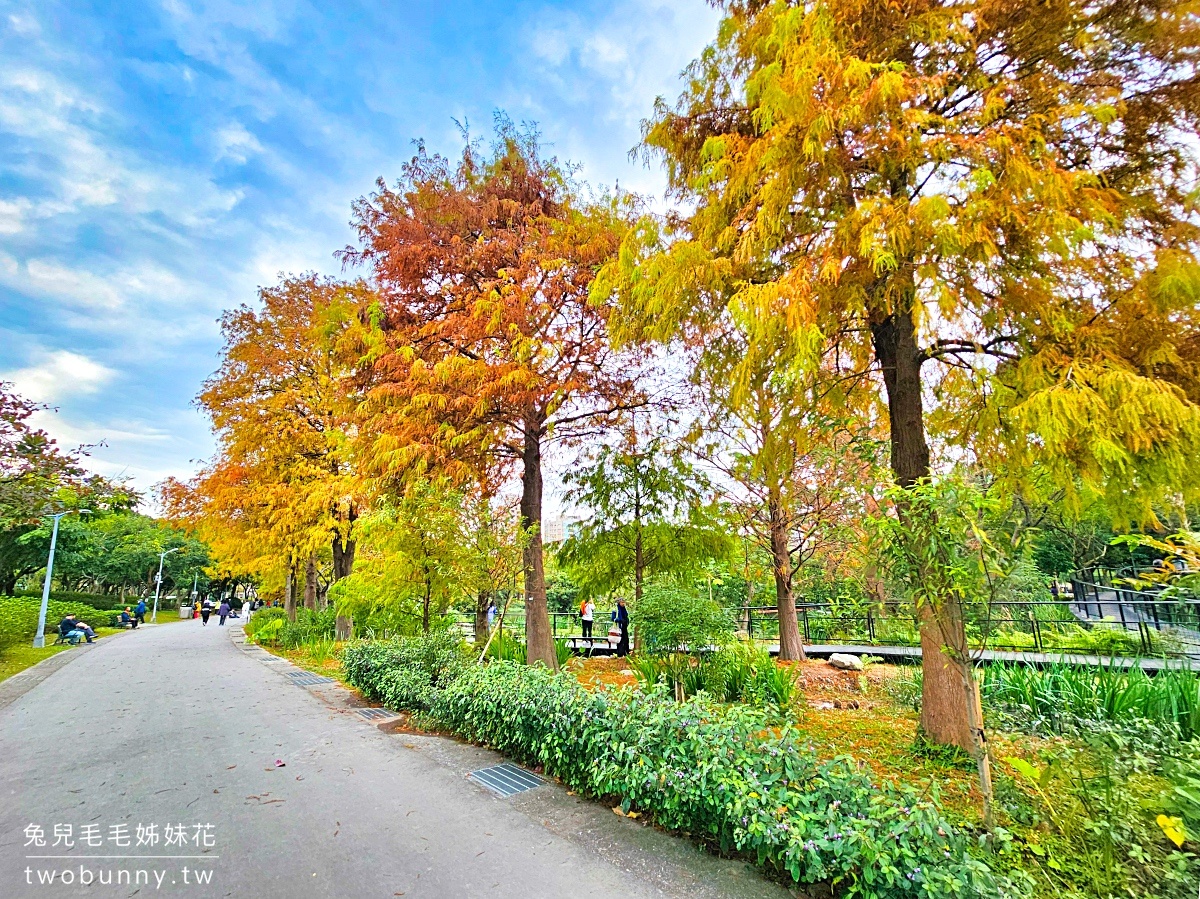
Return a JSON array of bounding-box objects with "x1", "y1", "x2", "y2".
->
[
  {"x1": 563, "y1": 638, "x2": 1192, "y2": 673},
  {"x1": 787, "y1": 644, "x2": 1192, "y2": 673}
]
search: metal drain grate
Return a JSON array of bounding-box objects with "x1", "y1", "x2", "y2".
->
[
  {"x1": 286, "y1": 672, "x2": 334, "y2": 686},
  {"x1": 468, "y1": 763, "x2": 544, "y2": 798},
  {"x1": 354, "y1": 707, "x2": 394, "y2": 721}
]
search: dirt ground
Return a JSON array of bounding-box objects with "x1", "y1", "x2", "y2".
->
[{"x1": 566, "y1": 655, "x2": 903, "y2": 705}]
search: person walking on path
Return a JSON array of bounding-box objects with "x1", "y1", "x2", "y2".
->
[
  {"x1": 218, "y1": 599, "x2": 231, "y2": 626},
  {"x1": 580, "y1": 598, "x2": 595, "y2": 642},
  {"x1": 613, "y1": 599, "x2": 630, "y2": 657},
  {"x1": 201, "y1": 598, "x2": 213, "y2": 626},
  {"x1": 135, "y1": 599, "x2": 146, "y2": 625}
]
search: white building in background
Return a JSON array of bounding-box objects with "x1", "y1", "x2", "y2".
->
[{"x1": 543, "y1": 514, "x2": 585, "y2": 544}]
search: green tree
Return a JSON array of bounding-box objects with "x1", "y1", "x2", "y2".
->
[
  {"x1": 332, "y1": 480, "x2": 471, "y2": 635},
  {"x1": 557, "y1": 435, "x2": 731, "y2": 603},
  {"x1": 636, "y1": 575, "x2": 735, "y2": 654},
  {"x1": 692, "y1": 335, "x2": 884, "y2": 659},
  {"x1": 459, "y1": 492, "x2": 525, "y2": 644},
  {"x1": 49, "y1": 512, "x2": 209, "y2": 599},
  {"x1": 0, "y1": 382, "x2": 138, "y2": 595},
  {"x1": 605, "y1": 0, "x2": 1200, "y2": 750}
]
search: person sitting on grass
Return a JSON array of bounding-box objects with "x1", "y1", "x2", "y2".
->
[
  {"x1": 57, "y1": 614, "x2": 95, "y2": 644},
  {"x1": 119, "y1": 607, "x2": 138, "y2": 629}
]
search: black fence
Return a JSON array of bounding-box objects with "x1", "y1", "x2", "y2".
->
[{"x1": 461, "y1": 572, "x2": 1200, "y2": 658}]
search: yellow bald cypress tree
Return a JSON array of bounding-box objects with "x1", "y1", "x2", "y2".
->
[{"x1": 604, "y1": 0, "x2": 1200, "y2": 749}]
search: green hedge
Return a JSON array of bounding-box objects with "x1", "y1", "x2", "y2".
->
[
  {"x1": 342, "y1": 632, "x2": 471, "y2": 712},
  {"x1": 0, "y1": 596, "x2": 121, "y2": 653},
  {"x1": 15, "y1": 591, "x2": 130, "y2": 611},
  {"x1": 342, "y1": 640, "x2": 1019, "y2": 898}
]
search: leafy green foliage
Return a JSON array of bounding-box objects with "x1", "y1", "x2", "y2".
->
[
  {"x1": 0, "y1": 596, "x2": 116, "y2": 653},
  {"x1": 636, "y1": 576, "x2": 734, "y2": 653},
  {"x1": 278, "y1": 608, "x2": 337, "y2": 649},
  {"x1": 484, "y1": 630, "x2": 527, "y2": 664},
  {"x1": 341, "y1": 630, "x2": 471, "y2": 712},
  {"x1": 634, "y1": 641, "x2": 803, "y2": 712},
  {"x1": 244, "y1": 607, "x2": 287, "y2": 645},
  {"x1": 982, "y1": 661, "x2": 1200, "y2": 741},
  {"x1": 331, "y1": 481, "x2": 473, "y2": 634},
  {"x1": 429, "y1": 661, "x2": 1017, "y2": 897},
  {"x1": 558, "y1": 438, "x2": 732, "y2": 599},
  {"x1": 999, "y1": 722, "x2": 1197, "y2": 899}
]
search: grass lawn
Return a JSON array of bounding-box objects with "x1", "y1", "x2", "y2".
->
[{"x1": 0, "y1": 626, "x2": 124, "y2": 683}]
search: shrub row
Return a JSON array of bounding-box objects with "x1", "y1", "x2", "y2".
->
[
  {"x1": 15, "y1": 591, "x2": 130, "y2": 613},
  {"x1": 0, "y1": 596, "x2": 121, "y2": 652},
  {"x1": 343, "y1": 638, "x2": 1019, "y2": 898},
  {"x1": 342, "y1": 631, "x2": 471, "y2": 712}
]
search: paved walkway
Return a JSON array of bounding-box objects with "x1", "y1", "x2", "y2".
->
[{"x1": 0, "y1": 620, "x2": 787, "y2": 899}]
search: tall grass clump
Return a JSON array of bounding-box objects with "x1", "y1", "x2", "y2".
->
[{"x1": 982, "y1": 660, "x2": 1200, "y2": 739}]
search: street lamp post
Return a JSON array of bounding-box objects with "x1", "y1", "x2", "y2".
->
[
  {"x1": 151, "y1": 547, "x2": 183, "y2": 624},
  {"x1": 33, "y1": 509, "x2": 91, "y2": 648}
]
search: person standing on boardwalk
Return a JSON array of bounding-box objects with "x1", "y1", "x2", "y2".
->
[
  {"x1": 218, "y1": 599, "x2": 231, "y2": 626},
  {"x1": 613, "y1": 599, "x2": 629, "y2": 657},
  {"x1": 580, "y1": 598, "x2": 594, "y2": 642}
]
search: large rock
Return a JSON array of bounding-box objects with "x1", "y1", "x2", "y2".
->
[{"x1": 828, "y1": 653, "x2": 864, "y2": 671}]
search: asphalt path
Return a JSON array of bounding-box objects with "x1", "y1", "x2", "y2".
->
[{"x1": 0, "y1": 618, "x2": 788, "y2": 899}]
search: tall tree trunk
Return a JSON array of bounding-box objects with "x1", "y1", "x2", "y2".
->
[
  {"x1": 332, "y1": 512, "x2": 356, "y2": 640},
  {"x1": 768, "y1": 489, "x2": 805, "y2": 661},
  {"x1": 474, "y1": 590, "x2": 491, "y2": 646},
  {"x1": 521, "y1": 415, "x2": 556, "y2": 669},
  {"x1": 872, "y1": 310, "x2": 976, "y2": 752},
  {"x1": 0, "y1": 572, "x2": 14, "y2": 597},
  {"x1": 303, "y1": 556, "x2": 317, "y2": 610},
  {"x1": 284, "y1": 563, "x2": 297, "y2": 623},
  {"x1": 634, "y1": 525, "x2": 644, "y2": 603}
]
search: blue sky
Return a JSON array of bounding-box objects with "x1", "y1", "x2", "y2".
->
[{"x1": 0, "y1": 0, "x2": 718, "y2": 498}]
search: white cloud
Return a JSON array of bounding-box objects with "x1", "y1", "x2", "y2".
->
[
  {"x1": 0, "y1": 197, "x2": 31, "y2": 235},
  {"x1": 0, "y1": 66, "x2": 244, "y2": 225},
  {"x1": 214, "y1": 121, "x2": 264, "y2": 163},
  {"x1": 511, "y1": 0, "x2": 720, "y2": 198},
  {"x1": 7, "y1": 12, "x2": 40, "y2": 37},
  {"x1": 22, "y1": 260, "x2": 126, "y2": 310},
  {"x1": 4, "y1": 350, "x2": 117, "y2": 404}
]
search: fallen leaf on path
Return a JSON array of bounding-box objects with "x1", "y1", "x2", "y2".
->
[{"x1": 274, "y1": 759, "x2": 286, "y2": 767}]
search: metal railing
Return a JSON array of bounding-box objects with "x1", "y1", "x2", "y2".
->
[{"x1": 461, "y1": 590, "x2": 1200, "y2": 658}]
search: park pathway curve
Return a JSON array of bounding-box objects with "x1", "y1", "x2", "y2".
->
[{"x1": 0, "y1": 618, "x2": 788, "y2": 899}]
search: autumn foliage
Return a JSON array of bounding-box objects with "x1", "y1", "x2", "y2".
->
[
  {"x1": 340, "y1": 124, "x2": 642, "y2": 667},
  {"x1": 176, "y1": 3, "x2": 1199, "y2": 762}
]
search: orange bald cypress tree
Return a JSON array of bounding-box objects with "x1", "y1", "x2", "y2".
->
[
  {"x1": 192, "y1": 275, "x2": 370, "y2": 632},
  {"x1": 343, "y1": 123, "x2": 643, "y2": 668}
]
